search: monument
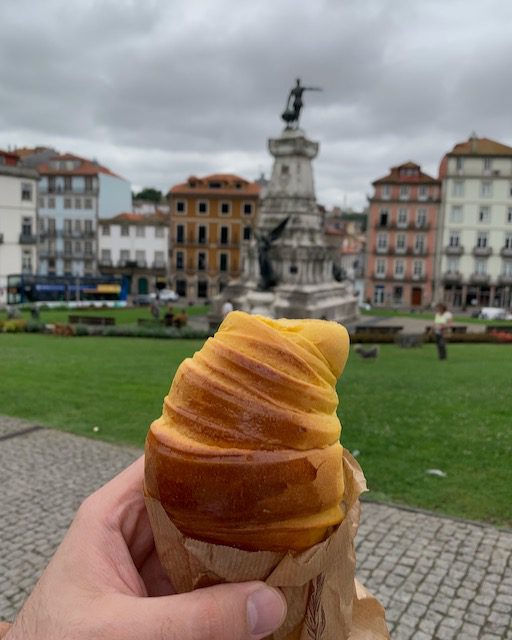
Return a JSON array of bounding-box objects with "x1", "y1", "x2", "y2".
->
[{"x1": 209, "y1": 79, "x2": 359, "y2": 324}]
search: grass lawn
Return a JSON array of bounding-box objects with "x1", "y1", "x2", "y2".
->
[{"x1": 1, "y1": 334, "x2": 511, "y2": 527}]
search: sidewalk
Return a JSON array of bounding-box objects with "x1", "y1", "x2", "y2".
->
[{"x1": 1, "y1": 416, "x2": 510, "y2": 639}]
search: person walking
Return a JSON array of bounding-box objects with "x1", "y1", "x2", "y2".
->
[{"x1": 434, "y1": 303, "x2": 453, "y2": 360}]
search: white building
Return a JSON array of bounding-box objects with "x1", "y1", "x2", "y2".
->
[
  {"x1": 98, "y1": 212, "x2": 169, "y2": 295},
  {"x1": 0, "y1": 151, "x2": 38, "y2": 303},
  {"x1": 436, "y1": 136, "x2": 512, "y2": 309}
]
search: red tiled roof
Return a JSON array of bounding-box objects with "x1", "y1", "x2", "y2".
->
[
  {"x1": 447, "y1": 136, "x2": 512, "y2": 157},
  {"x1": 372, "y1": 161, "x2": 440, "y2": 185},
  {"x1": 0, "y1": 150, "x2": 20, "y2": 166},
  {"x1": 37, "y1": 153, "x2": 125, "y2": 180},
  {"x1": 103, "y1": 212, "x2": 168, "y2": 225},
  {"x1": 168, "y1": 173, "x2": 260, "y2": 196}
]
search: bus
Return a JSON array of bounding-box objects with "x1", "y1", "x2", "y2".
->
[{"x1": 7, "y1": 274, "x2": 129, "y2": 308}]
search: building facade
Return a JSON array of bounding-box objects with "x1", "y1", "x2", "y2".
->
[
  {"x1": 436, "y1": 136, "x2": 512, "y2": 309},
  {"x1": 167, "y1": 174, "x2": 260, "y2": 301},
  {"x1": 0, "y1": 150, "x2": 38, "y2": 303},
  {"x1": 98, "y1": 213, "x2": 169, "y2": 295},
  {"x1": 34, "y1": 152, "x2": 131, "y2": 277},
  {"x1": 367, "y1": 162, "x2": 441, "y2": 308}
]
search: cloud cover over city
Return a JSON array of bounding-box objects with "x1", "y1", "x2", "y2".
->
[{"x1": 2, "y1": 0, "x2": 512, "y2": 208}]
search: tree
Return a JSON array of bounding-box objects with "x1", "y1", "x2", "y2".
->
[{"x1": 132, "y1": 187, "x2": 163, "y2": 203}]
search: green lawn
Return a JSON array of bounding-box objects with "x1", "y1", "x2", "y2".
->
[{"x1": 1, "y1": 334, "x2": 511, "y2": 526}]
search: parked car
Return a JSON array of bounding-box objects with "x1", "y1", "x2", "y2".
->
[
  {"x1": 478, "y1": 307, "x2": 512, "y2": 320},
  {"x1": 133, "y1": 293, "x2": 153, "y2": 306},
  {"x1": 157, "y1": 289, "x2": 180, "y2": 302}
]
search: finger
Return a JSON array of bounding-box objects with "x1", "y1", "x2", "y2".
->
[{"x1": 104, "y1": 581, "x2": 287, "y2": 640}]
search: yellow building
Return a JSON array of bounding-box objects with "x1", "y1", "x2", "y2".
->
[{"x1": 167, "y1": 174, "x2": 260, "y2": 301}]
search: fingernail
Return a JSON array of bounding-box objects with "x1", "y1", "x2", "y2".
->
[{"x1": 247, "y1": 586, "x2": 287, "y2": 637}]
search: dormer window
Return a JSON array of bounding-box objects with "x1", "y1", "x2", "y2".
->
[{"x1": 209, "y1": 181, "x2": 222, "y2": 188}]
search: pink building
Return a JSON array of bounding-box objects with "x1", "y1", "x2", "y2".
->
[{"x1": 366, "y1": 162, "x2": 441, "y2": 308}]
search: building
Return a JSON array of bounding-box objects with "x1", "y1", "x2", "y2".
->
[
  {"x1": 33, "y1": 151, "x2": 131, "y2": 277},
  {"x1": 167, "y1": 174, "x2": 260, "y2": 301},
  {"x1": 98, "y1": 212, "x2": 169, "y2": 295},
  {"x1": 436, "y1": 135, "x2": 512, "y2": 309},
  {"x1": 0, "y1": 150, "x2": 39, "y2": 303},
  {"x1": 367, "y1": 162, "x2": 441, "y2": 308}
]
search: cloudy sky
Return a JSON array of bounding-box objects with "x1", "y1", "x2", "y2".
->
[{"x1": 2, "y1": 0, "x2": 512, "y2": 209}]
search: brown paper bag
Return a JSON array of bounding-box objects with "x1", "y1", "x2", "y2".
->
[{"x1": 144, "y1": 451, "x2": 389, "y2": 639}]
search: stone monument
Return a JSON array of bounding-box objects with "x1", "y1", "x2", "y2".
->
[{"x1": 209, "y1": 79, "x2": 359, "y2": 325}]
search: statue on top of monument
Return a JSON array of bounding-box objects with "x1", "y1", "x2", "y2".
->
[
  {"x1": 256, "y1": 216, "x2": 290, "y2": 290},
  {"x1": 281, "y1": 78, "x2": 322, "y2": 128}
]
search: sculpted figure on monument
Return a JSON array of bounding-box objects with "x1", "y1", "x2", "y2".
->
[
  {"x1": 256, "y1": 216, "x2": 290, "y2": 290},
  {"x1": 281, "y1": 78, "x2": 322, "y2": 128}
]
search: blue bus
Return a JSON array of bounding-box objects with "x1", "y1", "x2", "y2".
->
[{"x1": 7, "y1": 274, "x2": 129, "y2": 307}]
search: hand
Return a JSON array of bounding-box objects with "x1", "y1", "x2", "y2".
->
[{"x1": 6, "y1": 457, "x2": 287, "y2": 640}]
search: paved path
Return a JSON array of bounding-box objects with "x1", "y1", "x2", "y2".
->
[
  {"x1": 355, "y1": 315, "x2": 486, "y2": 334},
  {"x1": 1, "y1": 416, "x2": 510, "y2": 639}
]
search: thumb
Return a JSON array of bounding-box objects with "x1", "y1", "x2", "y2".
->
[{"x1": 106, "y1": 581, "x2": 287, "y2": 640}]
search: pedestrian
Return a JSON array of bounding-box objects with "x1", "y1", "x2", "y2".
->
[
  {"x1": 433, "y1": 303, "x2": 453, "y2": 360},
  {"x1": 222, "y1": 299, "x2": 234, "y2": 318},
  {"x1": 0, "y1": 457, "x2": 287, "y2": 640}
]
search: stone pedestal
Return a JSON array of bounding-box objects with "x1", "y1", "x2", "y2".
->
[{"x1": 209, "y1": 127, "x2": 359, "y2": 327}]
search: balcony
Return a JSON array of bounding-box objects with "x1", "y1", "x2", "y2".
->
[
  {"x1": 99, "y1": 259, "x2": 113, "y2": 267},
  {"x1": 152, "y1": 261, "x2": 167, "y2": 270},
  {"x1": 472, "y1": 246, "x2": 492, "y2": 257},
  {"x1": 500, "y1": 246, "x2": 512, "y2": 258},
  {"x1": 375, "y1": 245, "x2": 389, "y2": 254},
  {"x1": 19, "y1": 233, "x2": 37, "y2": 244},
  {"x1": 412, "y1": 247, "x2": 429, "y2": 256},
  {"x1": 469, "y1": 273, "x2": 490, "y2": 285},
  {"x1": 442, "y1": 270, "x2": 463, "y2": 284},
  {"x1": 445, "y1": 245, "x2": 464, "y2": 256},
  {"x1": 498, "y1": 274, "x2": 512, "y2": 285},
  {"x1": 414, "y1": 223, "x2": 430, "y2": 231},
  {"x1": 410, "y1": 273, "x2": 427, "y2": 282}
]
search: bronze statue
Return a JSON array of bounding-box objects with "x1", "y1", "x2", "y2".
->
[
  {"x1": 256, "y1": 216, "x2": 290, "y2": 290},
  {"x1": 281, "y1": 78, "x2": 322, "y2": 128}
]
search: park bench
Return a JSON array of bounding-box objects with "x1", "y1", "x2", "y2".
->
[
  {"x1": 68, "y1": 315, "x2": 115, "y2": 326},
  {"x1": 485, "y1": 324, "x2": 512, "y2": 334},
  {"x1": 355, "y1": 325, "x2": 403, "y2": 335}
]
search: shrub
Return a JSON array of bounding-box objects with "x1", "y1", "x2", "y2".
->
[
  {"x1": 350, "y1": 331, "x2": 396, "y2": 344},
  {"x1": 3, "y1": 319, "x2": 28, "y2": 333},
  {"x1": 26, "y1": 321, "x2": 46, "y2": 333}
]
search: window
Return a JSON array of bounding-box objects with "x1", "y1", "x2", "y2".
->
[
  {"x1": 120, "y1": 249, "x2": 130, "y2": 264},
  {"x1": 504, "y1": 233, "x2": 512, "y2": 249},
  {"x1": 480, "y1": 181, "x2": 492, "y2": 198},
  {"x1": 507, "y1": 208, "x2": 512, "y2": 223},
  {"x1": 474, "y1": 259, "x2": 487, "y2": 275},
  {"x1": 197, "y1": 201, "x2": 208, "y2": 214},
  {"x1": 21, "y1": 250, "x2": 32, "y2": 273},
  {"x1": 449, "y1": 206, "x2": 463, "y2": 223},
  {"x1": 64, "y1": 240, "x2": 72, "y2": 255},
  {"x1": 381, "y1": 185, "x2": 390, "y2": 199},
  {"x1": 136, "y1": 226, "x2": 145, "y2": 237},
  {"x1": 220, "y1": 226, "x2": 229, "y2": 245},
  {"x1": 121, "y1": 225, "x2": 129, "y2": 237},
  {"x1": 176, "y1": 200, "x2": 186, "y2": 213},
  {"x1": 393, "y1": 286, "x2": 403, "y2": 304},
  {"x1": 136, "y1": 250, "x2": 145, "y2": 265},
  {"x1": 376, "y1": 233, "x2": 388, "y2": 251},
  {"x1": 48, "y1": 218, "x2": 56, "y2": 232},
  {"x1": 176, "y1": 279, "x2": 187, "y2": 296},
  {"x1": 64, "y1": 176, "x2": 72, "y2": 191},
  {"x1": 197, "y1": 281, "x2": 208, "y2": 298},
  {"x1": 155, "y1": 226, "x2": 164, "y2": 238},
  {"x1": 483, "y1": 158, "x2": 492, "y2": 174},
  {"x1": 48, "y1": 197, "x2": 56, "y2": 209},
  {"x1": 416, "y1": 208, "x2": 427, "y2": 227},
  {"x1": 452, "y1": 181, "x2": 464, "y2": 197},
  {"x1": 449, "y1": 231, "x2": 460, "y2": 247},
  {"x1": 447, "y1": 257, "x2": 459, "y2": 272},
  {"x1": 478, "y1": 206, "x2": 490, "y2": 223},
  {"x1": 373, "y1": 285, "x2": 385, "y2": 304},
  {"x1": 375, "y1": 258, "x2": 386, "y2": 276},
  {"x1": 394, "y1": 259, "x2": 404, "y2": 277},
  {"x1": 503, "y1": 261, "x2": 512, "y2": 276},
  {"x1": 198, "y1": 225, "x2": 207, "y2": 244},
  {"x1": 414, "y1": 234, "x2": 426, "y2": 253},
  {"x1": 378, "y1": 210, "x2": 389, "y2": 227},
  {"x1": 176, "y1": 251, "x2": 184, "y2": 270},
  {"x1": 418, "y1": 185, "x2": 428, "y2": 200},
  {"x1": 399, "y1": 185, "x2": 410, "y2": 200},
  {"x1": 176, "y1": 224, "x2": 185, "y2": 244},
  {"x1": 476, "y1": 232, "x2": 488, "y2": 248},
  {"x1": 84, "y1": 220, "x2": 93, "y2": 234},
  {"x1": 243, "y1": 226, "x2": 252, "y2": 241},
  {"x1": 64, "y1": 198, "x2": 72, "y2": 209},
  {"x1": 84, "y1": 260, "x2": 93, "y2": 274},
  {"x1": 74, "y1": 219, "x2": 81, "y2": 233},
  {"x1": 102, "y1": 224, "x2": 110, "y2": 236},
  {"x1": 75, "y1": 198, "x2": 82, "y2": 209},
  {"x1": 197, "y1": 252, "x2": 206, "y2": 270},
  {"x1": 397, "y1": 208, "x2": 408, "y2": 227},
  {"x1": 84, "y1": 198, "x2": 93, "y2": 209},
  {"x1": 413, "y1": 260, "x2": 424, "y2": 277},
  {"x1": 64, "y1": 260, "x2": 72, "y2": 275},
  {"x1": 84, "y1": 176, "x2": 93, "y2": 192},
  {"x1": 220, "y1": 202, "x2": 231, "y2": 215},
  {"x1": 84, "y1": 241, "x2": 93, "y2": 256},
  {"x1": 396, "y1": 233, "x2": 406, "y2": 252},
  {"x1": 22, "y1": 217, "x2": 32, "y2": 236},
  {"x1": 455, "y1": 157, "x2": 464, "y2": 173},
  {"x1": 38, "y1": 218, "x2": 46, "y2": 233},
  {"x1": 243, "y1": 203, "x2": 253, "y2": 215},
  {"x1": 219, "y1": 253, "x2": 229, "y2": 272},
  {"x1": 21, "y1": 183, "x2": 33, "y2": 201},
  {"x1": 38, "y1": 196, "x2": 45, "y2": 208},
  {"x1": 74, "y1": 241, "x2": 81, "y2": 254},
  {"x1": 101, "y1": 249, "x2": 111, "y2": 263},
  {"x1": 154, "y1": 251, "x2": 165, "y2": 267}
]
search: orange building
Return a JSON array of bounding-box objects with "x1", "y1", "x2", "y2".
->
[
  {"x1": 366, "y1": 162, "x2": 441, "y2": 308},
  {"x1": 167, "y1": 174, "x2": 260, "y2": 301}
]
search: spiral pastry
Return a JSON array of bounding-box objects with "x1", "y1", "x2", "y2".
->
[{"x1": 144, "y1": 311, "x2": 350, "y2": 552}]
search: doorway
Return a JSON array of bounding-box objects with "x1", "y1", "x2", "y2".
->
[{"x1": 411, "y1": 287, "x2": 422, "y2": 306}]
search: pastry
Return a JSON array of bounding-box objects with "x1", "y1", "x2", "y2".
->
[{"x1": 144, "y1": 311, "x2": 350, "y2": 552}]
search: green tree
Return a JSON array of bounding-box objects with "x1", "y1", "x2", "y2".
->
[{"x1": 133, "y1": 187, "x2": 163, "y2": 203}]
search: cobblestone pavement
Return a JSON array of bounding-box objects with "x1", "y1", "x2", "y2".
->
[{"x1": 1, "y1": 415, "x2": 511, "y2": 639}]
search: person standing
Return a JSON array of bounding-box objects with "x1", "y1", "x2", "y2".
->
[{"x1": 434, "y1": 303, "x2": 453, "y2": 360}]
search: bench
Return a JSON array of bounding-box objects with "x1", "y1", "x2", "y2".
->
[
  {"x1": 68, "y1": 315, "x2": 115, "y2": 326},
  {"x1": 355, "y1": 325, "x2": 403, "y2": 335}
]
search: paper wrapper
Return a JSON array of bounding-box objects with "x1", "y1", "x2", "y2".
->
[{"x1": 144, "y1": 450, "x2": 389, "y2": 639}]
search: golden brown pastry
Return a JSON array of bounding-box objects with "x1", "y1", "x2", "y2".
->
[{"x1": 144, "y1": 311, "x2": 350, "y2": 552}]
